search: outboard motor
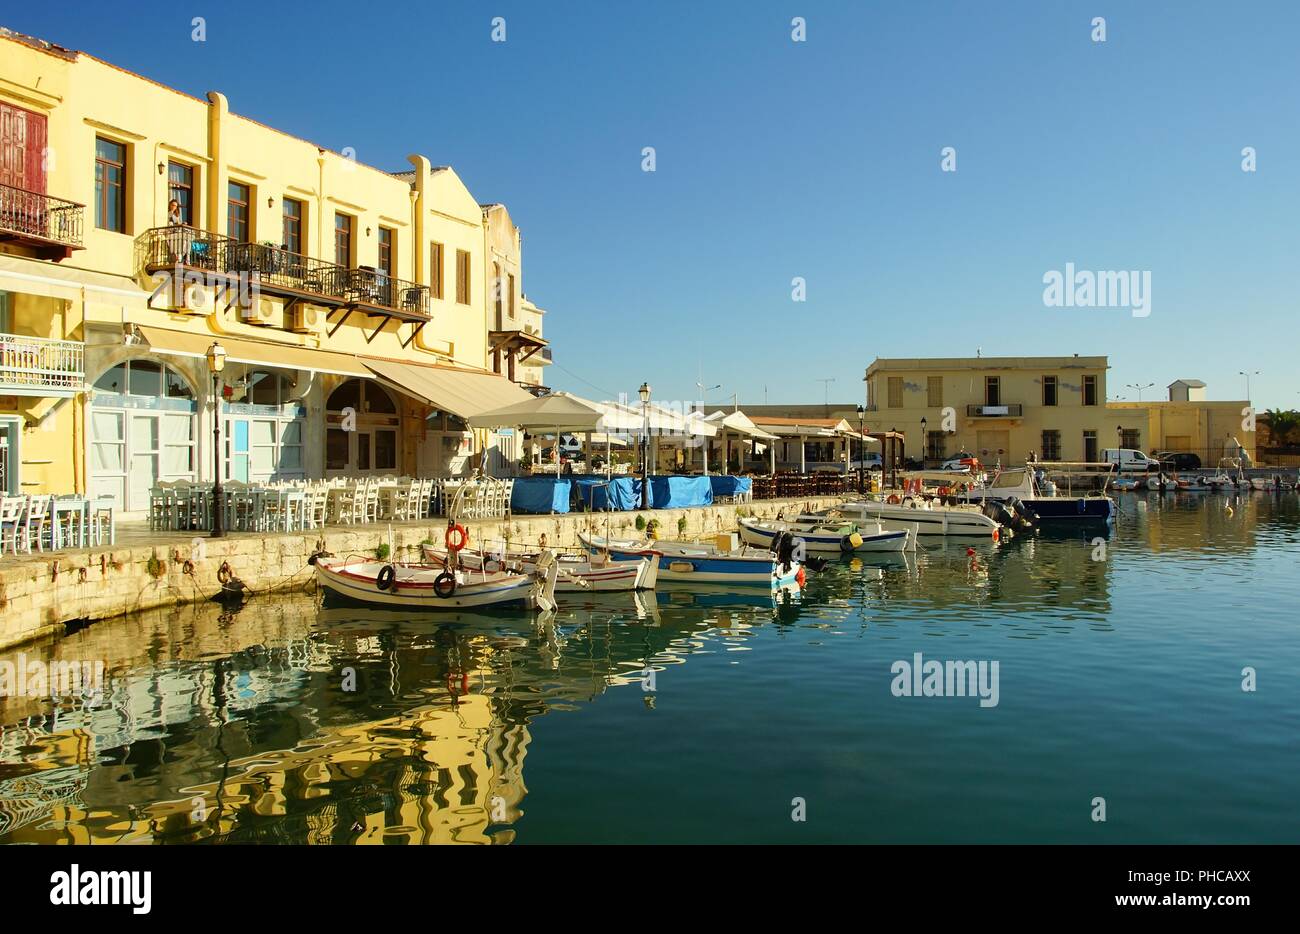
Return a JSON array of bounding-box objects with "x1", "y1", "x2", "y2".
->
[
  {"x1": 980, "y1": 499, "x2": 1016, "y2": 532},
  {"x1": 1003, "y1": 496, "x2": 1040, "y2": 532},
  {"x1": 770, "y1": 530, "x2": 796, "y2": 573}
]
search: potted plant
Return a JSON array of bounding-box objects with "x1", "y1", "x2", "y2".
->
[{"x1": 645, "y1": 518, "x2": 661, "y2": 540}]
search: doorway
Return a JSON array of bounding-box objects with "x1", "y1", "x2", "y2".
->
[{"x1": 324, "y1": 378, "x2": 401, "y2": 477}]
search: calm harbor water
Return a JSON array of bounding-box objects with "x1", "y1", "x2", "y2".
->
[{"x1": 2, "y1": 492, "x2": 1297, "y2": 844}]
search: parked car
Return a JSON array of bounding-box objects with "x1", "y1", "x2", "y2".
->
[
  {"x1": 940, "y1": 451, "x2": 981, "y2": 471},
  {"x1": 1155, "y1": 451, "x2": 1201, "y2": 471},
  {"x1": 1103, "y1": 448, "x2": 1162, "y2": 472},
  {"x1": 849, "y1": 453, "x2": 883, "y2": 469}
]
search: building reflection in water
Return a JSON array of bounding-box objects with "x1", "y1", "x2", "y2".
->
[{"x1": 0, "y1": 588, "x2": 802, "y2": 845}]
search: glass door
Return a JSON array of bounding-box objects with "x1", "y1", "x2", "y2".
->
[
  {"x1": 89, "y1": 410, "x2": 125, "y2": 504},
  {"x1": 129, "y1": 414, "x2": 159, "y2": 512}
]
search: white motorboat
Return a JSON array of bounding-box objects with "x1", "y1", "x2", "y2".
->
[
  {"x1": 737, "y1": 515, "x2": 911, "y2": 554},
  {"x1": 1148, "y1": 473, "x2": 1180, "y2": 492},
  {"x1": 959, "y1": 465, "x2": 1114, "y2": 524},
  {"x1": 578, "y1": 531, "x2": 804, "y2": 587},
  {"x1": 815, "y1": 498, "x2": 1002, "y2": 538},
  {"x1": 314, "y1": 555, "x2": 558, "y2": 612},
  {"x1": 1208, "y1": 460, "x2": 1245, "y2": 492},
  {"x1": 422, "y1": 543, "x2": 658, "y2": 592}
]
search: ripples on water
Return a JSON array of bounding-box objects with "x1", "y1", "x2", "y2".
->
[{"x1": 2, "y1": 492, "x2": 1298, "y2": 844}]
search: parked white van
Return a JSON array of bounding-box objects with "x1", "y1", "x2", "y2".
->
[{"x1": 1103, "y1": 448, "x2": 1161, "y2": 472}]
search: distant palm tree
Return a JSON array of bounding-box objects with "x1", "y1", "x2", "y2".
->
[{"x1": 1264, "y1": 409, "x2": 1300, "y2": 446}]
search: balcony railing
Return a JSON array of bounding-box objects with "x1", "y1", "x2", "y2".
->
[
  {"x1": 0, "y1": 332, "x2": 85, "y2": 396},
  {"x1": 136, "y1": 227, "x2": 430, "y2": 320},
  {"x1": 0, "y1": 182, "x2": 85, "y2": 258},
  {"x1": 537, "y1": 347, "x2": 553, "y2": 364},
  {"x1": 967, "y1": 403, "x2": 1024, "y2": 417}
]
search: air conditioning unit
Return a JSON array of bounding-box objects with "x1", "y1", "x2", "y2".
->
[
  {"x1": 289, "y1": 304, "x2": 322, "y2": 334},
  {"x1": 241, "y1": 298, "x2": 279, "y2": 326},
  {"x1": 180, "y1": 283, "x2": 212, "y2": 315}
]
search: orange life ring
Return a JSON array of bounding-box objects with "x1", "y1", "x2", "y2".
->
[
  {"x1": 445, "y1": 524, "x2": 469, "y2": 552},
  {"x1": 887, "y1": 494, "x2": 902, "y2": 505}
]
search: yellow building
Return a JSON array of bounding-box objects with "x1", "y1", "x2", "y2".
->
[
  {"x1": 0, "y1": 29, "x2": 552, "y2": 508},
  {"x1": 864, "y1": 356, "x2": 1252, "y2": 467}
]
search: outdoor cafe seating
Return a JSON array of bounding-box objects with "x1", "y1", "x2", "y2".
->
[{"x1": 0, "y1": 493, "x2": 116, "y2": 555}]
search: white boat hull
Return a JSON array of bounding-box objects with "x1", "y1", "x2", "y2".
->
[
  {"x1": 824, "y1": 501, "x2": 999, "y2": 538},
  {"x1": 578, "y1": 532, "x2": 802, "y2": 587},
  {"x1": 422, "y1": 545, "x2": 658, "y2": 592},
  {"x1": 737, "y1": 516, "x2": 909, "y2": 553},
  {"x1": 315, "y1": 558, "x2": 556, "y2": 611}
]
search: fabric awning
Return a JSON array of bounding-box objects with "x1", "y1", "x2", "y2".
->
[
  {"x1": 363, "y1": 357, "x2": 534, "y2": 420},
  {"x1": 137, "y1": 326, "x2": 371, "y2": 377},
  {"x1": 466, "y1": 390, "x2": 606, "y2": 430}
]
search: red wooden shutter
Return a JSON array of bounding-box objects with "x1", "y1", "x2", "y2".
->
[
  {"x1": 0, "y1": 103, "x2": 47, "y2": 193},
  {"x1": 25, "y1": 111, "x2": 46, "y2": 194}
]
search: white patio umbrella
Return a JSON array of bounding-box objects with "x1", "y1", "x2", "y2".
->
[{"x1": 467, "y1": 391, "x2": 625, "y2": 476}]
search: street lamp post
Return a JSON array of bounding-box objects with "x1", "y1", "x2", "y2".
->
[
  {"x1": 206, "y1": 341, "x2": 227, "y2": 538},
  {"x1": 920, "y1": 416, "x2": 928, "y2": 468},
  {"x1": 855, "y1": 404, "x2": 865, "y2": 494},
  {"x1": 1239, "y1": 370, "x2": 1259, "y2": 401},
  {"x1": 639, "y1": 381, "x2": 651, "y2": 511},
  {"x1": 1126, "y1": 382, "x2": 1155, "y2": 402}
]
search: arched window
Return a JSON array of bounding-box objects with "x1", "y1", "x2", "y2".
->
[
  {"x1": 94, "y1": 358, "x2": 194, "y2": 398},
  {"x1": 246, "y1": 369, "x2": 295, "y2": 406},
  {"x1": 325, "y1": 379, "x2": 400, "y2": 474},
  {"x1": 90, "y1": 358, "x2": 197, "y2": 511}
]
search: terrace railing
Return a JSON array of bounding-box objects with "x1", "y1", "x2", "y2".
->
[
  {"x1": 0, "y1": 183, "x2": 85, "y2": 249},
  {"x1": 136, "y1": 227, "x2": 430, "y2": 319},
  {"x1": 0, "y1": 332, "x2": 85, "y2": 395}
]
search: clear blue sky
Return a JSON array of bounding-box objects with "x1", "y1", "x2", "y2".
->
[{"x1": 11, "y1": 1, "x2": 1297, "y2": 409}]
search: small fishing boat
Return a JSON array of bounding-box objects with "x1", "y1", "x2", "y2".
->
[
  {"x1": 819, "y1": 498, "x2": 1004, "y2": 538},
  {"x1": 1148, "y1": 473, "x2": 1180, "y2": 492},
  {"x1": 1247, "y1": 474, "x2": 1296, "y2": 491},
  {"x1": 1179, "y1": 475, "x2": 1214, "y2": 492},
  {"x1": 1207, "y1": 459, "x2": 1245, "y2": 492},
  {"x1": 422, "y1": 543, "x2": 658, "y2": 592},
  {"x1": 314, "y1": 555, "x2": 559, "y2": 612},
  {"x1": 1111, "y1": 476, "x2": 1141, "y2": 492},
  {"x1": 578, "y1": 531, "x2": 803, "y2": 587},
  {"x1": 737, "y1": 515, "x2": 911, "y2": 554}
]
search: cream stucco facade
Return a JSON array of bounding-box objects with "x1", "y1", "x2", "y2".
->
[
  {"x1": 0, "y1": 29, "x2": 554, "y2": 506},
  {"x1": 864, "y1": 356, "x2": 1254, "y2": 467}
]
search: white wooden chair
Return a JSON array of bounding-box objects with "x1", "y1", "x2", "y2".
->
[
  {"x1": 0, "y1": 496, "x2": 26, "y2": 554},
  {"x1": 20, "y1": 495, "x2": 52, "y2": 553},
  {"x1": 307, "y1": 484, "x2": 330, "y2": 529},
  {"x1": 362, "y1": 479, "x2": 380, "y2": 523}
]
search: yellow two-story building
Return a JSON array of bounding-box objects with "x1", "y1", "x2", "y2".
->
[
  {"x1": 865, "y1": 356, "x2": 1253, "y2": 467},
  {"x1": 0, "y1": 28, "x2": 551, "y2": 511}
]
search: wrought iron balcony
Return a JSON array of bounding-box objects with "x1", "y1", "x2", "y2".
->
[
  {"x1": 0, "y1": 332, "x2": 85, "y2": 397},
  {"x1": 967, "y1": 403, "x2": 1024, "y2": 417},
  {"x1": 136, "y1": 227, "x2": 430, "y2": 321},
  {"x1": 0, "y1": 183, "x2": 85, "y2": 260}
]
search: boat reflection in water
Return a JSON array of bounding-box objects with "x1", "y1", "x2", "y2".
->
[{"x1": 0, "y1": 584, "x2": 810, "y2": 845}]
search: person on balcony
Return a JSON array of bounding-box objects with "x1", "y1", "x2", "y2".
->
[{"x1": 165, "y1": 199, "x2": 193, "y2": 265}]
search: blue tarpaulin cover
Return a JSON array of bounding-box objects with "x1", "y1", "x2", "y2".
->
[
  {"x1": 575, "y1": 477, "x2": 639, "y2": 511},
  {"x1": 511, "y1": 477, "x2": 572, "y2": 514},
  {"x1": 649, "y1": 476, "x2": 713, "y2": 508},
  {"x1": 572, "y1": 475, "x2": 736, "y2": 510},
  {"x1": 708, "y1": 476, "x2": 752, "y2": 497}
]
